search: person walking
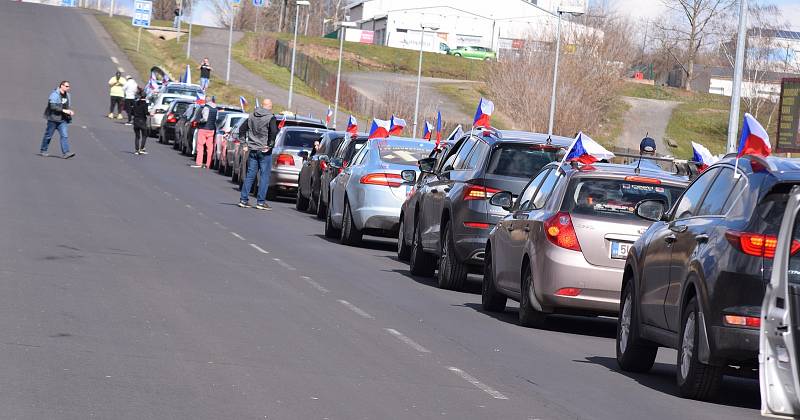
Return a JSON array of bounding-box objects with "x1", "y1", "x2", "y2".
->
[
  {"x1": 191, "y1": 96, "x2": 217, "y2": 169},
  {"x1": 108, "y1": 71, "x2": 125, "y2": 119},
  {"x1": 198, "y1": 58, "x2": 213, "y2": 92},
  {"x1": 40, "y1": 80, "x2": 76, "y2": 159},
  {"x1": 123, "y1": 75, "x2": 138, "y2": 126},
  {"x1": 173, "y1": 7, "x2": 180, "y2": 28},
  {"x1": 238, "y1": 98, "x2": 278, "y2": 210},
  {"x1": 132, "y1": 88, "x2": 150, "y2": 155}
]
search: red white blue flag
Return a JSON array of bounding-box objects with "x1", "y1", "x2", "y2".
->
[
  {"x1": 346, "y1": 115, "x2": 358, "y2": 135},
  {"x1": 737, "y1": 113, "x2": 771, "y2": 158},
  {"x1": 422, "y1": 121, "x2": 433, "y2": 140},
  {"x1": 180, "y1": 64, "x2": 191, "y2": 84},
  {"x1": 691, "y1": 142, "x2": 718, "y2": 171},
  {"x1": 239, "y1": 96, "x2": 248, "y2": 110},
  {"x1": 325, "y1": 106, "x2": 333, "y2": 127},
  {"x1": 368, "y1": 118, "x2": 391, "y2": 139},
  {"x1": 435, "y1": 111, "x2": 442, "y2": 145},
  {"x1": 389, "y1": 115, "x2": 406, "y2": 136},
  {"x1": 563, "y1": 132, "x2": 614, "y2": 165},
  {"x1": 473, "y1": 98, "x2": 494, "y2": 127}
]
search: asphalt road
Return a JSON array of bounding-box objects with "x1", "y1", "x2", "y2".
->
[{"x1": 0, "y1": 3, "x2": 762, "y2": 419}]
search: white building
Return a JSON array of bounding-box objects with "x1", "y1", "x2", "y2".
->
[{"x1": 344, "y1": 0, "x2": 588, "y2": 54}]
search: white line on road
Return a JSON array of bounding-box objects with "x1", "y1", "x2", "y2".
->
[
  {"x1": 272, "y1": 258, "x2": 296, "y2": 271},
  {"x1": 446, "y1": 367, "x2": 508, "y2": 400},
  {"x1": 110, "y1": 56, "x2": 118, "y2": 64},
  {"x1": 163, "y1": 191, "x2": 172, "y2": 197},
  {"x1": 300, "y1": 276, "x2": 329, "y2": 293},
  {"x1": 230, "y1": 232, "x2": 245, "y2": 240},
  {"x1": 385, "y1": 328, "x2": 430, "y2": 353},
  {"x1": 337, "y1": 300, "x2": 374, "y2": 319},
  {"x1": 249, "y1": 243, "x2": 269, "y2": 254},
  {"x1": 185, "y1": 204, "x2": 192, "y2": 209}
]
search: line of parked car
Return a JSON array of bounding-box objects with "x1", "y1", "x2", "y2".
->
[{"x1": 145, "y1": 82, "x2": 800, "y2": 410}]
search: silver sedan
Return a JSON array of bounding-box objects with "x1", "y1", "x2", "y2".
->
[{"x1": 325, "y1": 137, "x2": 435, "y2": 246}]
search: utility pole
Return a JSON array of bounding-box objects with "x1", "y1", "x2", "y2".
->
[
  {"x1": 413, "y1": 23, "x2": 440, "y2": 138},
  {"x1": 726, "y1": 0, "x2": 748, "y2": 153},
  {"x1": 288, "y1": 0, "x2": 311, "y2": 110},
  {"x1": 333, "y1": 21, "x2": 356, "y2": 129},
  {"x1": 226, "y1": 4, "x2": 237, "y2": 84},
  {"x1": 186, "y1": 0, "x2": 194, "y2": 58}
]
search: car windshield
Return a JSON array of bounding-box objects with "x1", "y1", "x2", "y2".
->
[
  {"x1": 486, "y1": 144, "x2": 561, "y2": 178},
  {"x1": 165, "y1": 86, "x2": 202, "y2": 97},
  {"x1": 376, "y1": 142, "x2": 435, "y2": 165},
  {"x1": 173, "y1": 102, "x2": 191, "y2": 114},
  {"x1": 562, "y1": 177, "x2": 685, "y2": 220},
  {"x1": 284, "y1": 131, "x2": 323, "y2": 148}
]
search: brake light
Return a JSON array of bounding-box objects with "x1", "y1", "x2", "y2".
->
[
  {"x1": 625, "y1": 176, "x2": 661, "y2": 185},
  {"x1": 191, "y1": 120, "x2": 198, "y2": 128},
  {"x1": 320, "y1": 159, "x2": 327, "y2": 171},
  {"x1": 544, "y1": 212, "x2": 581, "y2": 251},
  {"x1": 276, "y1": 154, "x2": 295, "y2": 166},
  {"x1": 360, "y1": 173, "x2": 403, "y2": 187},
  {"x1": 166, "y1": 113, "x2": 177, "y2": 123},
  {"x1": 464, "y1": 184, "x2": 501, "y2": 200},
  {"x1": 555, "y1": 287, "x2": 582, "y2": 297},
  {"x1": 724, "y1": 315, "x2": 761, "y2": 328},
  {"x1": 725, "y1": 231, "x2": 800, "y2": 259},
  {"x1": 463, "y1": 222, "x2": 491, "y2": 229}
]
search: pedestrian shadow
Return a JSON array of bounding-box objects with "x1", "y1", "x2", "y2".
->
[
  {"x1": 461, "y1": 302, "x2": 618, "y2": 339},
  {"x1": 578, "y1": 356, "x2": 761, "y2": 410}
]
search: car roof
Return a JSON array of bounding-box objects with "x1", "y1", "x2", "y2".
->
[
  {"x1": 165, "y1": 82, "x2": 201, "y2": 89},
  {"x1": 280, "y1": 126, "x2": 328, "y2": 133},
  {"x1": 479, "y1": 130, "x2": 574, "y2": 147},
  {"x1": 715, "y1": 155, "x2": 800, "y2": 182},
  {"x1": 555, "y1": 162, "x2": 690, "y2": 186}
]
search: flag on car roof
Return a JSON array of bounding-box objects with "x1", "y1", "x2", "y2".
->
[
  {"x1": 162, "y1": 73, "x2": 170, "y2": 84},
  {"x1": 691, "y1": 142, "x2": 718, "y2": 172},
  {"x1": 239, "y1": 96, "x2": 248, "y2": 111},
  {"x1": 737, "y1": 113, "x2": 771, "y2": 158},
  {"x1": 278, "y1": 118, "x2": 286, "y2": 129},
  {"x1": 563, "y1": 132, "x2": 614, "y2": 165},
  {"x1": 147, "y1": 72, "x2": 158, "y2": 94},
  {"x1": 346, "y1": 115, "x2": 358, "y2": 135},
  {"x1": 422, "y1": 121, "x2": 433, "y2": 140},
  {"x1": 180, "y1": 64, "x2": 191, "y2": 84},
  {"x1": 435, "y1": 110, "x2": 442, "y2": 145},
  {"x1": 389, "y1": 115, "x2": 406, "y2": 136},
  {"x1": 325, "y1": 106, "x2": 333, "y2": 127},
  {"x1": 473, "y1": 98, "x2": 494, "y2": 127},
  {"x1": 368, "y1": 118, "x2": 391, "y2": 139}
]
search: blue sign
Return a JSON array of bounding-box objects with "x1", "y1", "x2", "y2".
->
[
  {"x1": 132, "y1": 0, "x2": 152, "y2": 28},
  {"x1": 252, "y1": 0, "x2": 267, "y2": 6},
  {"x1": 61, "y1": 0, "x2": 76, "y2": 7}
]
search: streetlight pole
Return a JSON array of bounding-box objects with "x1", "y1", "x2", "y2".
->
[
  {"x1": 413, "y1": 23, "x2": 439, "y2": 138},
  {"x1": 108, "y1": 0, "x2": 113, "y2": 17},
  {"x1": 176, "y1": 0, "x2": 184, "y2": 43},
  {"x1": 333, "y1": 21, "x2": 356, "y2": 130},
  {"x1": 226, "y1": 4, "x2": 237, "y2": 84},
  {"x1": 288, "y1": 0, "x2": 311, "y2": 110},
  {"x1": 726, "y1": 0, "x2": 748, "y2": 153},
  {"x1": 547, "y1": 11, "x2": 563, "y2": 137},
  {"x1": 186, "y1": 0, "x2": 194, "y2": 59}
]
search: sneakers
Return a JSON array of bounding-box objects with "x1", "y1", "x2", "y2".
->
[
  {"x1": 116, "y1": 114, "x2": 123, "y2": 120},
  {"x1": 108, "y1": 113, "x2": 114, "y2": 119},
  {"x1": 255, "y1": 203, "x2": 272, "y2": 211},
  {"x1": 139, "y1": 149, "x2": 148, "y2": 155},
  {"x1": 190, "y1": 164, "x2": 202, "y2": 168},
  {"x1": 39, "y1": 151, "x2": 49, "y2": 157},
  {"x1": 134, "y1": 150, "x2": 140, "y2": 155},
  {"x1": 63, "y1": 152, "x2": 75, "y2": 159},
  {"x1": 125, "y1": 122, "x2": 132, "y2": 126},
  {"x1": 238, "y1": 201, "x2": 250, "y2": 208}
]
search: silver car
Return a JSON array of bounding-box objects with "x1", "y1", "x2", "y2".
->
[
  {"x1": 147, "y1": 93, "x2": 194, "y2": 136},
  {"x1": 267, "y1": 126, "x2": 327, "y2": 199},
  {"x1": 325, "y1": 137, "x2": 435, "y2": 246}
]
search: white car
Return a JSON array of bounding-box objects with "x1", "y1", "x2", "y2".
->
[
  {"x1": 214, "y1": 112, "x2": 247, "y2": 170},
  {"x1": 147, "y1": 93, "x2": 194, "y2": 136}
]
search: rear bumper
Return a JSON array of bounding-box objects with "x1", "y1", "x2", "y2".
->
[
  {"x1": 454, "y1": 234, "x2": 489, "y2": 266},
  {"x1": 270, "y1": 167, "x2": 301, "y2": 189},
  {"x1": 708, "y1": 325, "x2": 759, "y2": 365}
]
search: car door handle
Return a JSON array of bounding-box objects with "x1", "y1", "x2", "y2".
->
[
  {"x1": 665, "y1": 234, "x2": 677, "y2": 243},
  {"x1": 695, "y1": 233, "x2": 709, "y2": 243}
]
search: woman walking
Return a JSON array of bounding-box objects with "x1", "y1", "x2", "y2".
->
[{"x1": 132, "y1": 88, "x2": 150, "y2": 155}]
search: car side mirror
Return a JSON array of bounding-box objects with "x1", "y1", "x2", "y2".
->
[
  {"x1": 635, "y1": 199, "x2": 667, "y2": 222},
  {"x1": 400, "y1": 170, "x2": 416, "y2": 184},
  {"x1": 489, "y1": 191, "x2": 514, "y2": 211},
  {"x1": 298, "y1": 151, "x2": 309, "y2": 161},
  {"x1": 418, "y1": 157, "x2": 436, "y2": 174}
]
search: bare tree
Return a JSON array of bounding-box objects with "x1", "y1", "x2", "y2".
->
[
  {"x1": 655, "y1": 0, "x2": 734, "y2": 90},
  {"x1": 152, "y1": 0, "x2": 175, "y2": 21}
]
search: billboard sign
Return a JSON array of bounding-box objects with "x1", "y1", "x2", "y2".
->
[
  {"x1": 776, "y1": 78, "x2": 800, "y2": 153},
  {"x1": 132, "y1": 0, "x2": 152, "y2": 27}
]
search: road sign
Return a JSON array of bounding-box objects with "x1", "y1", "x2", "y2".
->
[
  {"x1": 132, "y1": 0, "x2": 152, "y2": 28},
  {"x1": 776, "y1": 78, "x2": 800, "y2": 153},
  {"x1": 61, "y1": 0, "x2": 76, "y2": 7}
]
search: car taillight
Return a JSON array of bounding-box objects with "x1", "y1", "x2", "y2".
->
[
  {"x1": 166, "y1": 113, "x2": 176, "y2": 123},
  {"x1": 723, "y1": 315, "x2": 761, "y2": 328},
  {"x1": 276, "y1": 154, "x2": 295, "y2": 166},
  {"x1": 360, "y1": 173, "x2": 403, "y2": 187},
  {"x1": 624, "y1": 176, "x2": 661, "y2": 185},
  {"x1": 320, "y1": 160, "x2": 327, "y2": 171},
  {"x1": 463, "y1": 222, "x2": 491, "y2": 229},
  {"x1": 544, "y1": 212, "x2": 581, "y2": 252},
  {"x1": 463, "y1": 184, "x2": 501, "y2": 200},
  {"x1": 725, "y1": 230, "x2": 800, "y2": 259}
]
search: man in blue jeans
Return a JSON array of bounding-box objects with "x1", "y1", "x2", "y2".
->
[
  {"x1": 40, "y1": 81, "x2": 76, "y2": 159},
  {"x1": 238, "y1": 99, "x2": 278, "y2": 210}
]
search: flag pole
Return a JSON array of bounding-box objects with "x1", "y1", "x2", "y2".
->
[{"x1": 559, "y1": 132, "x2": 580, "y2": 171}]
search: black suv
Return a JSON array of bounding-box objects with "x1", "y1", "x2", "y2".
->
[
  {"x1": 617, "y1": 155, "x2": 800, "y2": 400},
  {"x1": 400, "y1": 130, "x2": 572, "y2": 290},
  {"x1": 319, "y1": 134, "x2": 368, "y2": 222},
  {"x1": 296, "y1": 131, "x2": 348, "y2": 215}
]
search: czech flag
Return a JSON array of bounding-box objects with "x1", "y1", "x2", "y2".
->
[
  {"x1": 147, "y1": 72, "x2": 159, "y2": 94},
  {"x1": 346, "y1": 115, "x2": 358, "y2": 135},
  {"x1": 737, "y1": 113, "x2": 771, "y2": 158},
  {"x1": 162, "y1": 73, "x2": 170, "y2": 85},
  {"x1": 278, "y1": 118, "x2": 286, "y2": 129},
  {"x1": 239, "y1": 96, "x2": 248, "y2": 110},
  {"x1": 422, "y1": 121, "x2": 433, "y2": 140},
  {"x1": 389, "y1": 115, "x2": 406, "y2": 136},
  {"x1": 473, "y1": 98, "x2": 494, "y2": 128},
  {"x1": 180, "y1": 64, "x2": 191, "y2": 84},
  {"x1": 435, "y1": 110, "x2": 443, "y2": 145},
  {"x1": 325, "y1": 106, "x2": 333, "y2": 127},
  {"x1": 691, "y1": 141, "x2": 718, "y2": 172},
  {"x1": 564, "y1": 132, "x2": 615, "y2": 164},
  {"x1": 368, "y1": 118, "x2": 391, "y2": 139}
]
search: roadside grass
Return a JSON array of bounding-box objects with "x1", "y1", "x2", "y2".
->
[{"x1": 435, "y1": 83, "x2": 512, "y2": 129}]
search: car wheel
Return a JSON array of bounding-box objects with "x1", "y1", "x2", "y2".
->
[
  {"x1": 519, "y1": 266, "x2": 547, "y2": 328},
  {"x1": 616, "y1": 281, "x2": 658, "y2": 372},
  {"x1": 676, "y1": 297, "x2": 723, "y2": 400},
  {"x1": 324, "y1": 194, "x2": 340, "y2": 238},
  {"x1": 437, "y1": 222, "x2": 468, "y2": 290},
  {"x1": 158, "y1": 132, "x2": 165, "y2": 144},
  {"x1": 172, "y1": 136, "x2": 180, "y2": 150},
  {"x1": 295, "y1": 189, "x2": 310, "y2": 211},
  {"x1": 409, "y1": 218, "x2": 436, "y2": 277},
  {"x1": 454, "y1": 53, "x2": 461, "y2": 57},
  {"x1": 481, "y1": 250, "x2": 507, "y2": 312},
  {"x1": 340, "y1": 199, "x2": 362, "y2": 246},
  {"x1": 397, "y1": 216, "x2": 411, "y2": 261},
  {"x1": 315, "y1": 191, "x2": 326, "y2": 219}
]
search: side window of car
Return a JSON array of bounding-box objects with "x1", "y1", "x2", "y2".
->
[
  {"x1": 517, "y1": 169, "x2": 551, "y2": 211},
  {"x1": 673, "y1": 167, "x2": 719, "y2": 219},
  {"x1": 350, "y1": 144, "x2": 369, "y2": 166},
  {"x1": 461, "y1": 140, "x2": 490, "y2": 170},
  {"x1": 697, "y1": 167, "x2": 739, "y2": 216},
  {"x1": 450, "y1": 137, "x2": 477, "y2": 170},
  {"x1": 531, "y1": 169, "x2": 562, "y2": 210},
  {"x1": 438, "y1": 137, "x2": 467, "y2": 171}
]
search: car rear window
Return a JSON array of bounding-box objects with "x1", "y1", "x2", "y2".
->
[
  {"x1": 562, "y1": 178, "x2": 685, "y2": 220},
  {"x1": 173, "y1": 102, "x2": 191, "y2": 114},
  {"x1": 284, "y1": 131, "x2": 323, "y2": 148},
  {"x1": 486, "y1": 144, "x2": 561, "y2": 178},
  {"x1": 377, "y1": 144, "x2": 435, "y2": 165},
  {"x1": 166, "y1": 86, "x2": 202, "y2": 97}
]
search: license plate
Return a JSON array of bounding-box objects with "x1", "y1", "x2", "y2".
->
[{"x1": 611, "y1": 241, "x2": 632, "y2": 260}]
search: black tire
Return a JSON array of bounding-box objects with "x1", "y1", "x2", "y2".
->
[
  {"x1": 315, "y1": 190, "x2": 326, "y2": 219},
  {"x1": 397, "y1": 216, "x2": 411, "y2": 261},
  {"x1": 519, "y1": 266, "x2": 547, "y2": 328},
  {"x1": 676, "y1": 297, "x2": 723, "y2": 400},
  {"x1": 437, "y1": 221, "x2": 468, "y2": 290},
  {"x1": 409, "y1": 218, "x2": 436, "y2": 277},
  {"x1": 295, "y1": 190, "x2": 310, "y2": 211},
  {"x1": 308, "y1": 190, "x2": 318, "y2": 214},
  {"x1": 340, "y1": 199, "x2": 362, "y2": 246},
  {"x1": 481, "y1": 249, "x2": 507, "y2": 312},
  {"x1": 324, "y1": 195, "x2": 340, "y2": 238},
  {"x1": 172, "y1": 135, "x2": 180, "y2": 150},
  {"x1": 616, "y1": 281, "x2": 658, "y2": 372}
]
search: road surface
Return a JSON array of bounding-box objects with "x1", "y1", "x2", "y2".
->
[{"x1": 0, "y1": 2, "x2": 761, "y2": 419}]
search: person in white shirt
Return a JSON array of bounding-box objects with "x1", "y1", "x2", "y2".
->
[{"x1": 122, "y1": 76, "x2": 138, "y2": 126}]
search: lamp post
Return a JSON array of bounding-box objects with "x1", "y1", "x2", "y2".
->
[
  {"x1": 288, "y1": 0, "x2": 311, "y2": 110},
  {"x1": 333, "y1": 21, "x2": 357, "y2": 129},
  {"x1": 226, "y1": 2, "x2": 238, "y2": 84},
  {"x1": 547, "y1": 7, "x2": 583, "y2": 137},
  {"x1": 186, "y1": 0, "x2": 194, "y2": 58},
  {"x1": 413, "y1": 23, "x2": 440, "y2": 138},
  {"x1": 726, "y1": 0, "x2": 748, "y2": 153}
]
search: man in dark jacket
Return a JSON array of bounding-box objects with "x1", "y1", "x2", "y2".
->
[
  {"x1": 238, "y1": 98, "x2": 278, "y2": 210},
  {"x1": 40, "y1": 81, "x2": 76, "y2": 159}
]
